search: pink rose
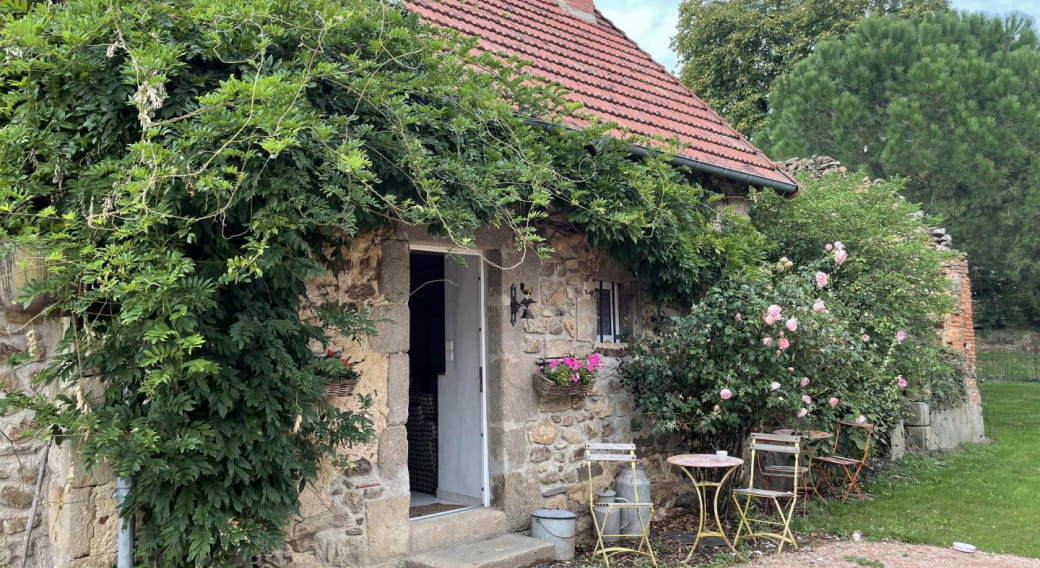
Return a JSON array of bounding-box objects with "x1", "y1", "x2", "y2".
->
[
  {"x1": 834, "y1": 241, "x2": 845, "y2": 251},
  {"x1": 825, "y1": 243, "x2": 834, "y2": 251},
  {"x1": 799, "y1": 377, "x2": 810, "y2": 387},
  {"x1": 834, "y1": 249, "x2": 848, "y2": 264},
  {"x1": 862, "y1": 334, "x2": 870, "y2": 341},
  {"x1": 786, "y1": 318, "x2": 798, "y2": 332},
  {"x1": 828, "y1": 397, "x2": 839, "y2": 407},
  {"x1": 815, "y1": 271, "x2": 829, "y2": 288},
  {"x1": 896, "y1": 330, "x2": 907, "y2": 344},
  {"x1": 713, "y1": 404, "x2": 721, "y2": 412},
  {"x1": 813, "y1": 298, "x2": 826, "y2": 313},
  {"x1": 768, "y1": 304, "x2": 783, "y2": 317},
  {"x1": 855, "y1": 414, "x2": 867, "y2": 424},
  {"x1": 897, "y1": 375, "x2": 908, "y2": 388},
  {"x1": 769, "y1": 381, "x2": 781, "y2": 391},
  {"x1": 778, "y1": 337, "x2": 790, "y2": 350},
  {"x1": 735, "y1": 312, "x2": 742, "y2": 321},
  {"x1": 801, "y1": 394, "x2": 812, "y2": 404},
  {"x1": 720, "y1": 388, "x2": 733, "y2": 400},
  {"x1": 797, "y1": 408, "x2": 809, "y2": 418},
  {"x1": 763, "y1": 336, "x2": 774, "y2": 347}
]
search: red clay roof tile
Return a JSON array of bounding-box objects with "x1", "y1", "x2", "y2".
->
[{"x1": 406, "y1": 0, "x2": 797, "y2": 192}]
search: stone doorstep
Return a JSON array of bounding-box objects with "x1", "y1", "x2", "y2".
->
[
  {"x1": 404, "y1": 534, "x2": 555, "y2": 568},
  {"x1": 408, "y1": 507, "x2": 508, "y2": 554}
]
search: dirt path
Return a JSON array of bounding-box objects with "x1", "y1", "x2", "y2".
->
[{"x1": 744, "y1": 540, "x2": 1040, "y2": 568}]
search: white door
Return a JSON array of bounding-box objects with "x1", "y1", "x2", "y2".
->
[{"x1": 437, "y1": 255, "x2": 487, "y2": 505}]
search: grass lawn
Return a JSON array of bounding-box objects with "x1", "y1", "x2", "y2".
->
[
  {"x1": 794, "y1": 381, "x2": 1040, "y2": 557},
  {"x1": 976, "y1": 351, "x2": 1040, "y2": 382}
]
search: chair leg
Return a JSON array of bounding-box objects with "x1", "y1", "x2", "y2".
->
[{"x1": 732, "y1": 494, "x2": 752, "y2": 547}]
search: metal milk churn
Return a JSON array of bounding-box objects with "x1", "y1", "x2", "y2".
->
[
  {"x1": 614, "y1": 463, "x2": 652, "y2": 537},
  {"x1": 592, "y1": 488, "x2": 619, "y2": 543}
]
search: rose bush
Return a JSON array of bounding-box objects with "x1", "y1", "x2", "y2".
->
[{"x1": 620, "y1": 242, "x2": 955, "y2": 456}]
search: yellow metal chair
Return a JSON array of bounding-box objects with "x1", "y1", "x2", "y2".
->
[
  {"x1": 732, "y1": 433, "x2": 801, "y2": 552},
  {"x1": 585, "y1": 443, "x2": 657, "y2": 567},
  {"x1": 813, "y1": 420, "x2": 875, "y2": 502}
]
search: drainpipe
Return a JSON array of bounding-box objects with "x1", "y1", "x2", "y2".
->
[{"x1": 115, "y1": 477, "x2": 134, "y2": 568}]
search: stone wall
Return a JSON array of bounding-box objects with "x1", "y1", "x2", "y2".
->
[{"x1": 0, "y1": 307, "x2": 98, "y2": 568}]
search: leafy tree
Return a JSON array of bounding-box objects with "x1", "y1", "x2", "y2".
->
[
  {"x1": 673, "y1": 0, "x2": 949, "y2": 136},
  {"x1": 0, "y1": 0, "x2": 755, "y2": 564},
  {"x1": 765, "y1": 11, "x2": 1040, "y2": 322}
]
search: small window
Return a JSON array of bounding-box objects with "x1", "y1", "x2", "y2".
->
[{"x1": 596, "y1": 281, "x2": 622, "y2": 343}]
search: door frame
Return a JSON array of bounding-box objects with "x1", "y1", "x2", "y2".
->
[{"x1": 409, "y1": 243, "x2": 490, "y2": 507}]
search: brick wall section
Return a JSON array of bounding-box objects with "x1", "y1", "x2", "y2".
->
[{"x1": 942, "y1": 258, "x2": 981, "y2": 405}]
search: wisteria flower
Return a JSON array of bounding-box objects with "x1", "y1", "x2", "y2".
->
[
  {"x1": 785, "y1": 318, "x2": 798, "y2": 332},
  {"x1": 815, "y1": 271, "x2": 829, "y2": 288},
  {"x1": 797, "y1": 408, "x2": 809, "y2": 418},
  {"x1": 855, "y1": 414, "x2": 867, "y2": 424},
  {"x1": 834, "y1": 249, "x2": 848, "y2": 264},
  {"x1": 801, "y1": 394, "x2": 812, "y2": 404},
  {"x1": 813, "y1": 298, "x2": 826, "y2": 313},
  {"x1": 896, "y1": 330, "x2": 907, "y2": 344},
  {"x1": 828, "y1": 397, "x2": 839, "y2": 407},
  {"x1": 769, "y1": 381, "x2": 781, "y2": 391},
  {"x1": 799, "y1": 377, "x2": 810, "y2": 387},
  {"x1": 778, "y1": 337, "x2": 791, "y2": 350},
  {"x1": 763, "y1": 336, "x2": 774, "y2": 347},
  {"x1": 720, "y1": 388, "x2": 733, "y2": 400},
  {"x1": 897, "y1": 375, "x2": 908, "y2": 388}
]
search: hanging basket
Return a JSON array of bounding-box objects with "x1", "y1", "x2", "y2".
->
[
  {"x1": 323, "y1": 378, "x2": 359, "y2": 397},
  {"x1": 533, "y1": 373, "x2": 593, "y2": 397}
]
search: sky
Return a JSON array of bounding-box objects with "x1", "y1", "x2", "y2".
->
[{"x1": 596, "y1": 0, "x2": 1040, "y2": 73}]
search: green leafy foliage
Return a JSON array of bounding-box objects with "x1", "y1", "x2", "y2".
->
[
  {"x1": 673, "y1": 0, "x2": 949, "y2": 136},
  {"x1": 622, "y1": 174, "x2": 968, "y2": 455},
  {"x1": 0, "y1": 0, "x2": 750, "y2": 564},
  {"x1": 764, "y1": 11, "x2": 1040, "y2": 322}
]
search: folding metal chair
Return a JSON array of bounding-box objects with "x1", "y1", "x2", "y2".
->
[
  {"x1": 813, "y1": 420, "x2": 875, "y2": 502},
  {"x1": 585, "y1": 443, "x2": 657, "y2": 567},
  {"x1": 732, "y1": 433, "x2": 801, "y2": 552},
  {"x1": 761, "y1": 436, "x2": 817, "y2": 516}
]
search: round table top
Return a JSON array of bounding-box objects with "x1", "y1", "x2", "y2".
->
[
  {"x1": 667, "y1": 453, "x2": 744, "y2": 468},
  {"x1": 772, "y1": 428, "x2": 833, "y2": 441}
]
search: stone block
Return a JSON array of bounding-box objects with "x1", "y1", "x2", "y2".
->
[
  {"x1": 90, "y1": 483, "x2": 118, "y2": 556},
  {"x1": 377, "y1": 425, "x2": 408, "y2": 493},
  {"x1": 364, "y1": 495, "x2": 409, "y2": 560},
  {"x1": 68, "y1": 553, "x2": 118, "y2": 568},
  {"x1": 52, "y1": 486, "x2": 92, "y2": 559},
  {"x1": 291, "y1": 512, "x2": 341, "y2": 553},
  {"x1": 904, "y1": 425, "x2": 932, "y2": 451},
  {"x1": 369, "y1": 304, "x2": 409, "y2": 354},
  {"x1": 315, "y1": 528, "x2": 367, "y2": 566},
  {"x1": 0, "y1": 485, "x2": 34, "y2": 509},
  {"x1": 385, "y1": 353, "x2": 409, "y2": 426},
  {"x1": 377, "y1": 240, "x2": 409, "y2": 303},
  {"x1": 905, "y1": 401, "x2": 930, "y2": 426},
  {"x1": 529, "y1": 419, "x2": 556, "y2": 445}
]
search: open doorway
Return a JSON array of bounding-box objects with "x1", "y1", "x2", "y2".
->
[{"x1": 407, "y1": 250, "x2": 488, "y2": 519}]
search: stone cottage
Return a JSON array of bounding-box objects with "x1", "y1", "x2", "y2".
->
[{"x1": 0, "y1": 1, "x2": 808, "y2": 567}]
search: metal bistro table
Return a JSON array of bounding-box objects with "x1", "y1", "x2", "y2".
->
[{"x1": 667, "y1": 453, "x2": 744, "y2": 560}]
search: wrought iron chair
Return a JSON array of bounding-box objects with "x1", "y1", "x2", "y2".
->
[
  {"x1": 732, "y1": 433, "x2": 801, "y2": 552},
  {"x1": 585, "y1": 443, "x2": 657, "y2": 567},
  {"x1": 813, "y1": 420, "x2": 875, "y2": 502}
]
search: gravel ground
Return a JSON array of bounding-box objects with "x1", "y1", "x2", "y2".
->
[
  {"x1": 542, "y1": 509, "x2": 1040, "y2": 568},
  {"x1": 745, "y1": 538, "x2": 1040, "y2": 568}
]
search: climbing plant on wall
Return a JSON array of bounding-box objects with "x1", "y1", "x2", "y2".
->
[{"x1": 0, "y1": 0, "x2": 751, "y2": 564}]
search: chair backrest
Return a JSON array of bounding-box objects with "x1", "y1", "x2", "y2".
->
[
  {"x1": 829, "y1": 420, "x2": 875, "y2": 463},
  {"x1": 746, "y1": 433, "x2": 801, "y2": 490},
  {"x1": 585, "y1": 443, "x2": 643, "y2": 503}
]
